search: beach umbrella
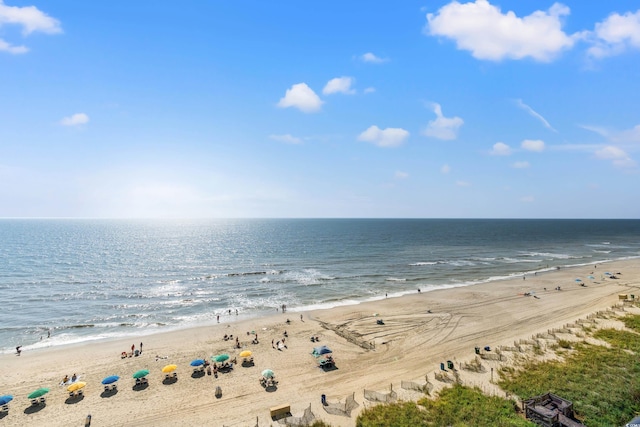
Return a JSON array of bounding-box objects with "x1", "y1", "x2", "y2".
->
[
  {"x1": 313, "y1": 345, "x2": 332, "y2": 356},
  {"x1": 162, "y1": 364, "x2": 177, "y2": 373},
  {"x1": 27, "y1": 388, "x2": 49, "y2": 399},
  {"x1": 133, "y1": 369, "x2": 149, "y2": 379},
  {"x1": 575, "y1": 278, "x2": 582, "y2": 282},
  {"x1": 261, "y1": 369, "x2": 275, "y2": 378},
  {"x1": 190, "y1": 359, "x2": 205, "y2": 367},
  {"x1": 67, "y1": 382, "x2": 86, "y2": 392},
  {"x1": 588, "y1": 275, "x2": 595, "y2": 280},
  {"x1": 212, "y1": 354, "x2": 229, "y2": 363},
  {"x1": 0, "y1": 395, "x2": 13, "y2": 405},
  {"x1": 239, "y1": 350, "x2": 252, "y2": 358},
  {"x1": 101, "y1": 375, "x2": 119, "y2": 385},
  {"x1": 605, "y1": 272, "x2": 612, "y2": 275}
]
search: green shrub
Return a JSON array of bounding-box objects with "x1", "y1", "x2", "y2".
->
[
  {"x1": 417, "y1": 384, "x2": 533, "y2": 426},
  {"x1": 356, "y1": 401, "x2": 429, "y2": 427}
]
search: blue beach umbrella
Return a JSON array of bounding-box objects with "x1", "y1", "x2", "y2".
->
[
  {"x1": 312, "y1": 345, "x2": 332, "y2": 356},
  {"x1": 190, "y1": 359, "x2": 205, "y2": 367},
  {"x1": 575, "y1": 278, "x2": 582, "y2": 282},
  {"x1": 587, "y1": 275, "x2": 595, "y2": 280},
  {"x1": 101, "y1": 375, "x2": 120, "y2": 385},
  {"x1": 0, "y1": 395, "x2": 13, "y2": 405}
]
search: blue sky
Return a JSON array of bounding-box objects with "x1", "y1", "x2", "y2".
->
[{"x1": 1, "y1": 0, "x2": 639, "y2": 218}]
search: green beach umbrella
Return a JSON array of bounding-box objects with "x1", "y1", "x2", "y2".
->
[
  {"x1": 27, "y1": 388, "x2": 49, "y2": 399},
  {"x1": 261, "y1": 369, "x2": 274, "y2": 378},
  {"x1": 212, "y1": 354, "x2": 229, "y2": 363},
  {"x1": 133, "y1": 369, "x2": 150, "y2": 379}
]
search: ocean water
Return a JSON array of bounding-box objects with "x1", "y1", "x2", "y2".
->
[{"x1": 1, "y1": 218, "x2": 639, "y2": 353}]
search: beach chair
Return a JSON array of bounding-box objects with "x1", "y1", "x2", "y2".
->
[
  {"x1": 1, "y1": 404, "x2": 9, "y2": 412},
  {"x1": 39, "y1": 397, "x2": 46, "y2": 404},
  {"x1": 31, "y1": 399, "x2": 39, "y2": 406}
]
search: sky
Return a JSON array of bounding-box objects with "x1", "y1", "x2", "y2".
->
[{"x1": 1, "y1": 0, "x2": 639, "y2": 219}]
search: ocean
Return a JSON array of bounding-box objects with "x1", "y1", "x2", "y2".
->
[{"x1": 1, "y1": 218, "x2": 639, "y2": 353}]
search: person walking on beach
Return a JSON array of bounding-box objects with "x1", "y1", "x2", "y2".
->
[
  {"x1": 16, "y1": 346, "x2": 22, "y2": 356},
  {"x1": 140, "y1": 342, "x2": 143, "y2": 354}
]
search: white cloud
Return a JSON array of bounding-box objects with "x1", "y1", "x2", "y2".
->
[
  {"x1": 277, "y1": 83, "x2": 323, "y2": 113},
  {"x1": 422, "y1": 103, "x2": 463, "y2": 140},
  {"x1": 269, "y1": 134, "x2": 302, "y2": 144},
  {"x1": 587, "y1": 10, "x2": 640, "y2": 58},
  {"x1": 60, "y1": 113, "x2": 89, "y2": 126},
  {"x1": 521, "y1": 139, "x2": 545, "y2": 152},
  {"x1": 395, "y1": 171, "x2": 409, "y2": 179},
  {"x1": 364, "y1": 87, "x2": 376, "y2": 94},
  {"x1": 323, "y1": 77, "x2": 355, "y2": 95},
  {"x1": 0, "y1": 38, "x2": 27, "y2": 54},
  {"x1": 425, "y1": 0, "x2": 575, "y2": 62},
  {"x1": 515, "y1": 99, "x2": 556, "y2": 131},
  {"x1": 511, "y1": 161, "x2": 530, "y2": 169},
  {"x1": 0, "y1": 1, "x2": 62, "y2": 34},
  {"x1": 594, "y1": 146, "x2": 636, "y2": 168},
  {"x1": 520, "y1": 195, "x2": 535, "y2": 203},
  {"x1": 456, "y1": 180, "x2": 471, "y2": 187},
  {"x1": 490, "y1": 142, "x2": 511, "y2": 156},
  {"x1": 441, "y1": 164, "x2": 451, "y2": 174},
  {"x1": 0, "y1": 1, "x2": 61, "y2": 54},
  {"x1": 357, "y1": 125, "x2": 410, "y2": 148},
  {"x1": 581, "y1": 123, "x2": 640, "y2": 144},
  {"x1": 360, "y1": 52, "x2": 388, "y2": 63}
]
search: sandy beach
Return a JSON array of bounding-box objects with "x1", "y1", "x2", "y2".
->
[{"x1": 2, "y1": 259, "x2": 639, "y2": 427}]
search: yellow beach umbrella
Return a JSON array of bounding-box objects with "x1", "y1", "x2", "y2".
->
[
  {"x1": 67, "y1": 382, "x2": 86, "y2": 392},
  {"x1": 162, "y1": 364, "x2": 177, "y2": 373},
  {"x1": 239, "y1": 350, "x2": 252, "y2": 358}
]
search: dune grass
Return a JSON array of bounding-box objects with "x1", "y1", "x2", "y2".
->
[
  {"x1": 353, "y1": 314, "x2": 640, "y2": 427},
  {"x1": 354, "y1": 386, "x2": 532, "y2": 426},
  {"x1": 498, "y1": 315, "x2": 640, "y2": 426}
]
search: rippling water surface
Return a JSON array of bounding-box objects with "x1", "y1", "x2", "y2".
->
[{"x1": 2, "y1": 218, "x2": 639, "y2": 352}]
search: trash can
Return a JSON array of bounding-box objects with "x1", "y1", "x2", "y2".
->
[
  {"x1": 474, "y1": 346, "x2": 480, "y2": 354},
  {"x1": 440, "y1": 362, "x2": 445, "y2": 371},
  {"x1": 447, "y1": 360, "x2": 454, "y2": 370}
]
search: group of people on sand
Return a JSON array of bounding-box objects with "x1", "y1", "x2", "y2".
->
[
  {"x1": 204, "y1": 358, "x2": 237, "y2": 378},
  {"x1": 61, "y1": 373, "x2": 78, "y2": 385},
  {"x1": 120, "y1": 342, "x2": 144, "y2": 358}
]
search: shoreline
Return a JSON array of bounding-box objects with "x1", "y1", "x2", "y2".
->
[
  {"x1": 2, "y1": 259, "x2": 639, "y2": 426},
  {"x1": 6, "y1": 256, "x2": 635, "y2": 356}
]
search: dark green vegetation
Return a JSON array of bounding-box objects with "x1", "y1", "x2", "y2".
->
[
  {"x1": 499, "y1": 314, "x2": 640, "y2": 426},
  {"x1": 356, "y1": 401, "x2": 430, "y2": 427},
  {"x1": 349, "y1": 314, "x2": 640, "y2": 427},
  {"x1": 416, "y1": 385, "x2": 534, "y2": 427},
  {"x1": 354, "y1": 386, "x2": 532, "y2": 427}
]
